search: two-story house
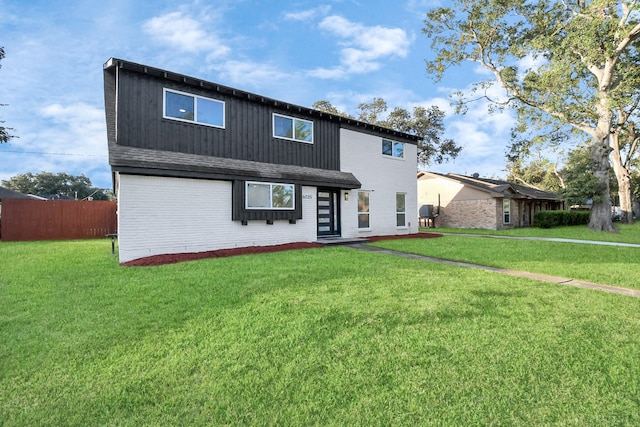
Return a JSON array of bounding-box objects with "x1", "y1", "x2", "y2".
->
[{"x1": 104, "y1": 58, "x2": 419, "y2": 263}]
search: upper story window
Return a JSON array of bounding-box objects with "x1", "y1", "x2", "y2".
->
[
  {"x1": 163, "y1": 88, "x2": 225, "y2": 128},
  {"x1": 246, "y1": 181, "x2": 295, "y2": 210},
  {"x1": 273, "y1": 114, "x2": 313, "y2": 143},
  {"x1": 382, "y1": 139, "x2": 404, "y2": 159}
]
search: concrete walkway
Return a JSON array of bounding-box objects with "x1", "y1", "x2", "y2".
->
[{"x1": 348, "y1": 243, "x2": 640, "y2": 298}]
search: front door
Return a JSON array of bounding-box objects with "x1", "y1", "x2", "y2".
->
[{"x1": 317, "y1": 189, "x2": 340, "y2": 237}]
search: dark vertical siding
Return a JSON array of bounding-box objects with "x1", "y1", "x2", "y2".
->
[
  {"x1": 103, "y1": 67, "x2": 117, "y2": 146},
  {"x1": 116, "y1": 70, "x2": 341, "y2": 171}
]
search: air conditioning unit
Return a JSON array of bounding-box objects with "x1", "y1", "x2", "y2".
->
[{"x1": 419, "y1": 204, "x2": 434, "y2": 219}]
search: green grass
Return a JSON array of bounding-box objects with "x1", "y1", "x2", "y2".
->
[
  {"x1": 2, "y1": 239, "x2": 640, "y2": 425},
  {"x1": 404, "y1": 224, "x2": 640, "y2": 289},
  {"x1": 426, "y1": 222, "x2": 640, "y2": 244}
]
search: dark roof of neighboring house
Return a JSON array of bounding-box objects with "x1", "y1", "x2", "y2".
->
[
  {"x1": 104, "y1": 58, "x2": 421, "y2": 145},
  {"x1": 419, "y1": 171, "x2": 561, "y2": 201},
  {"x1": 0, "y1": 186, "x2": 37, "y2": 200},
  {"x1": 109, "y1": 143, "x2": 362, "y2": 189}
]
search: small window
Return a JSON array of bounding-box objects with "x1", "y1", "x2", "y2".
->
[
  {"x1": 503, "y1": 199, "x2": 511, "y2": 224},
  {"x1": 164, "y1": 88, "x2": 225, "y2": 128},
  {"x1": 246, "y1": 182, "x2": 295, "y2": 210},
  {"x1": 396, "y1": 193, "x2": 406, "y2": 227},
  {"x1": 358, "y1": 191, "x2": 370, "y2": 229},
  {"x1": 273, "y1": 114, "x2": 313, "y2": 143},
  {"x1": 382, "y1": 139, "x2": 404, "y2": 159}
]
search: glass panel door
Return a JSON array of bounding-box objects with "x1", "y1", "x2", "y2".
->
[{"x1": 317, "y1": 189, "x2": 340, "y2": 236}]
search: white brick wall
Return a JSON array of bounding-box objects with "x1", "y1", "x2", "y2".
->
[
  {"x1": 340, "y1": 129, "x2": 418, "y2": 238},
  {"x1": 117, "y1": 174, "x2": 317, "y2": 263}
]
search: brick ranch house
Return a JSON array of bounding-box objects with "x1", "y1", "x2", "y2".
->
[
  {"x1": 417, "y1": 171, "x2": 563, "y2": 229},
  {"x1": 104, "y1": 58, "x2": 420, "y2": 263}
]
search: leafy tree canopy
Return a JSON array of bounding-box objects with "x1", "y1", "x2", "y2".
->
[
  {"x1": 506, "y1": 156, "x2": 563, "y2": 193},
  {"x1": 2, "y1": 172, "x2": 113, "y2": 200},
  {"x1": 559, "y1": 145, "x2": 618, "y2": 206},
  {"x1": 423, "y1": 0, "x2": 640, "y2": 231},
  {"x1": 313, "y1": 98, "x2": 461, "y2": 166}
]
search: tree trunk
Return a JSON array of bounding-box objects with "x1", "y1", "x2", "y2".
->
[
  {"x1": 615, "y1": 171, "x2": 633, "y2": 223},
  {"x1": 588, "y1": 138, "x2": 616, "y2": 232},
  {"x1": 609, "y1": 133, "x2": 634, "y2": 224}
]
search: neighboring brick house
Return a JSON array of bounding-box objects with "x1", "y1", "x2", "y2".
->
[
  {"x1": 104, "y1": 58, "x2": 420, "y2": 263},
  {"x1": 417, "y1": 172, "x2": 563, "y2": 229}
]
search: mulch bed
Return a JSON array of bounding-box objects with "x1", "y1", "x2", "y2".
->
[{"x1": 123, "y1": 232, "x2": 442, "y2": 267}]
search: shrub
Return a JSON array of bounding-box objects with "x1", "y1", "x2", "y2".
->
[{"x1": 533, "y1": 210, "x2": 590, "y2": 228}]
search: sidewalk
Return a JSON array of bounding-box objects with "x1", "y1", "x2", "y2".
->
[
  {"x1": 436, "y1": 232, "x2": 640, "y2": 247},
  {"x1": 348, "y1": 243, "x2": 640, "y2": 298}
]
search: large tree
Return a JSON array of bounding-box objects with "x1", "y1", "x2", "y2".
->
[
  {"x1": 506, "y1": 156, "x2": 564, "y2": 193},
  {"x1": 560, "y1": 145, "x2": 612, "y2": 206},
  {"x1": 313, "y1": 98, "x2": 461, "y2": 166},
  {"x1": 0, "y1": 47, "x2": 16, "y2": 143},
  {"x1": 424, "y1": 0, "x2": 640, "y2": 231},
  {"x1": 609, "y1": 103, "x2": 639, "y2": 222},
  {"x1": 2, "y1": 172, "x2": 113, "y2": 200}
]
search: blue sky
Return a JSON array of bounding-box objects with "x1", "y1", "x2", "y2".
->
[{"x1": 0, "y1": 0, "x2": 514, "y2": 190}]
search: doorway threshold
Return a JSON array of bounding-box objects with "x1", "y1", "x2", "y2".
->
[{"x1": 316, "y1": 236, "x2": 370, "y2": 246}]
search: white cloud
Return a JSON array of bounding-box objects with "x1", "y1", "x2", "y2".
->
[
  {"x1": 0, "y1": 102, "x2": 110, "y2": 187},
  {"x1": 307, "y1": 67, "x2": 348, "y2": 80},
  {"x1": 284, "y1": 5, "x2": 331, "y2": 21},
  {"x1": 142, "y1": 11, "x2": 231, "y2": 57},
  {"x1": 408, "y1": 97, "x2": 454, "y2": 115},
  {"x1": 208, "y1": 60, "x2": 293, "y2": 89},
  {"x1": 517, "y1": 53, "x2": 548, "y2": 78},
  {"x1": 309, "y1": 15, "x2": 412, "y2": 79},
  {"x1": 406, "y1": 0, "x2": 441, "y2": 14},
  {"x1": 35, "y1": 103, "x2": 107, "y2": 169}
]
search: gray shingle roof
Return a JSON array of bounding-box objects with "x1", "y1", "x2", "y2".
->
[
  {"x1": 423, "y1": 172, "x2": 560, "y2": 201},
  {"x1": 109, "y1": 144, "x2": 362, "y2": 189},
  {"x1": 0, "y1": 186, "x2": 36, "y2": 200}
]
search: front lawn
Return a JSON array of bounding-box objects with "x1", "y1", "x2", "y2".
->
[
  {"x1": 1, "y1": 240, "x2": 640, "y2": 425},
  {"x1": 394, "y1": 225, "x2": 640, "y2": 289}
]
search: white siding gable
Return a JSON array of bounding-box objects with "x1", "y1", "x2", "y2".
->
[{"x1": 339, "y1": 129, "x2": 418, "y2": 238}]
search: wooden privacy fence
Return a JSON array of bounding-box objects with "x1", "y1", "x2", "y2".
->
[{"x1": 1, "y1": 199, "x2": 117, "y2": 241}]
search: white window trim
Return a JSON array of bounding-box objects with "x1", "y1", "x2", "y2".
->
[
  {"x1": 357, "y1": 190, "x2": 371, "y2": 230},
  {"x1": 396, "y1": 192, "x2": 407, "y2": 228},
  {"x1": 245, "y1": 181, "x2": 296, "y2": 210},
  {"x1": 272, "y1": 113, "x2": 314, "y2": 144},
  {"x1": 503, "y1": 199, "x2": 511, "y2": 224},
  {"x1": 382, "y1": 139, "x2": 405, "y2": 160},
  {"x1": 163, "y1": 88, "x2": 225, "y2": 129}
]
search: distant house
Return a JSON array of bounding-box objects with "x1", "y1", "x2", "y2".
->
[
  {"x1": 0, "y1": 186, "x2": 40, "y2": 237},
  {"x1": 104, "y1": 58, "x2": 420, "y2": 263},
  {"x1": 417, "y1": 172, "x2": 563, "y2": 229},
  {"x1": 0, "y1": 186, "x2": 40, "y2": 216},
  {"x1": 0, "y1": 186, "x2": 37, "y2": 201}
]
